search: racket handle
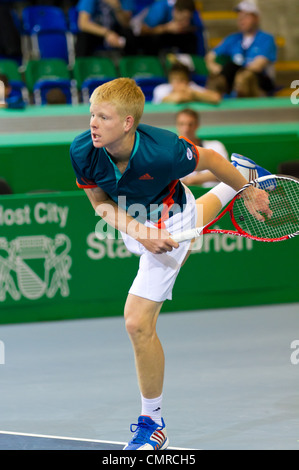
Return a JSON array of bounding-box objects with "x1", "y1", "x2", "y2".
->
[{"x1": 172, "y1": 227, "x2": 203, "y2": 243}]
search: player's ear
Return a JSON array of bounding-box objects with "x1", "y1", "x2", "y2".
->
[{"x1": 124, "y1": 115, "x2": 135, "y2": 132}]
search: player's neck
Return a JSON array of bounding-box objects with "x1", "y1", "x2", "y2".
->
[{"x1": 105, "y1": 132, "x2": 135, "y2": 163}]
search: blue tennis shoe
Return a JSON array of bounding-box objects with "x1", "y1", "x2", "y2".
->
[
  {"x1": 231, "y1": 153, "x2": 276, "y2": 190},
  {"x1": 123, "y1": 415, "x2": 169, "y2": 450},
  {"x1": 231, "y1": 153, "x2": 272, "y2": 181}
]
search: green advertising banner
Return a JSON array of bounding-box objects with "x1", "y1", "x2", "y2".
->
[{"x1": 0, "y1": 190, "x2": 298, "y2": 324}]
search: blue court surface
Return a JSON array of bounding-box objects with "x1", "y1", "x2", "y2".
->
[
  {"x1": 0, "y1": 430, "x2": 124, "y2": 450},
  {"x1": 0, "y1": 303, "x2": 298, "y2": 451},
  {"x1": 0, "y1": 430, "x2": 195, "y2": 451}
]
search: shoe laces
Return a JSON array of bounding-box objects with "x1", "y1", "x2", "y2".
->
[{"x1": 129, "y1": 418, "x2": 165, "y2": 444}]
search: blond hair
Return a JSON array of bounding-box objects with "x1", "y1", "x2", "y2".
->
[{"x1": 90, "y1": 78, "x2": 145, "y2": 129}]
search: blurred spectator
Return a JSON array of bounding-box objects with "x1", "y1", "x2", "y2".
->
[
  {"x1": 277, "y1": 160, "x2": 299, "y2": 179},
  {"x1": 75, "y1": 0, "x2": 136, "y2": 56},
  {"x1": 139, "y1": 0, "x2": 206, "y2": 56},
  {"x1": 0, "y1": 4, "x2": 22, "y2": 60},
  {"x1": 152, "y1": 62, "x2": 221, "y2": 105},
  {"x1": 0, "y1": 178, "x2": 13, "y2": 195},
  {"x1": 205, "y1": 1, "x2": 277, "y2": 97},
  {"x1": 176, "y1": 108, "x2": 229, "y2": 187},
  {"x1": 0, "y1": 74, "x2": 26, "y2": 110},
  {"x1": 45, "y1": 88, "x2": 68, "y2": 105},
  {"x1": 132, "y1": 0, "x2": 155, "y2": 16}
]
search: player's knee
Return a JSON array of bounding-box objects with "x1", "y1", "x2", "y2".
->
[
  {"x1": 124, "y1": 295, "x2": 161, "y2": 342},
  {"x1": 125, "y1": 314, "x2": 146, "y2": 340},
  {"x1": 124, "y1": 309, "x2": 154, "y2": 342},
  {"x1": 125, "y1": 318, "x2": 140, "y2": 340}
]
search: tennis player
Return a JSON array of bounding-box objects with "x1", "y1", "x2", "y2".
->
[{"x1": 70, "y1": 78, "x2": 270, "y2": 450}]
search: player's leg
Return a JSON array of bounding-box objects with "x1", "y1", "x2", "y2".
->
[
  {"x1": 124, "y1": 293, "x2": 164, "y2": 400},
  {"x1": 123, "y1": 293, "x2": 169, "y2": 450},
  {"x1": 194, "y1": 153, "x2": 272, "y2": 227},
  {"x1": 122, "y1": 196, "x2": 196, "y2": 449}
]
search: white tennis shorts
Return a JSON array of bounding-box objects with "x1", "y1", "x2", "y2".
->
[{"x1": 121, "y1": 191, "x2": 197, "y2": 302}]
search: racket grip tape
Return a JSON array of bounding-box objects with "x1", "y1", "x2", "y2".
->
[{"x1": 172, "y1": 227, "x2": 203, "y2": 243}]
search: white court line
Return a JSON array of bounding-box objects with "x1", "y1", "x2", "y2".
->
[
  {"x1": 0, "y1": 430, "x2": 198, "y2": 450},
  {"x1": 0, "y1": 430, "x2": 126, "y2": 446}
]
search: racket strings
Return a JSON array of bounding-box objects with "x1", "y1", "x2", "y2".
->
[{"x1": 233, "y1": 178, "x2": 299, "y2": 239}]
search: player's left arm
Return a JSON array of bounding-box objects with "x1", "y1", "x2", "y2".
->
[
  {"x1": 195, "y1": 147, "x2": 247, "y2": 191},
  {"x1": 195, "y1": 146, "x2": 271, "y2": 220}
]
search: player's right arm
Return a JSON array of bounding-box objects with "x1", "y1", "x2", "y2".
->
[{"x1": 84, "y1": 186, "x2": 179, "y2": 254}]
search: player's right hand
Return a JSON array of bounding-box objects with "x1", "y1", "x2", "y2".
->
[{"x1": 138, "y1": 227, "x2": 179, "y2": 254}]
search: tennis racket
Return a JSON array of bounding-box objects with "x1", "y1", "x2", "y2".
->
[{"x1": 172, "y1": 174, "x2": 299, "y2": 243}]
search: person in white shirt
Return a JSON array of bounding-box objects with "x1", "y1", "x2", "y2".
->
[
  {"x1": 152, "y1": 62, "x2": 221, "y2": 105},
  {"x1": 176, "y1": 108, "x2": 229, "y2": 187}
]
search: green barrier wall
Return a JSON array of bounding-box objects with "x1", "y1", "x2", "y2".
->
[
  {"x1": 0, "y1": 123, "x2": 298, "y2": 194},
  {"x1": 0, "y1": 97, "x2": 295, "y2": 118},
  {"x1": 0, "y1": 190, "x2": 298, "y2": 325}
]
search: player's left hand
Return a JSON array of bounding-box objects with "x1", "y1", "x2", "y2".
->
[{"x1": 242, "y1": 186, "x2": 272, "y2": 222}]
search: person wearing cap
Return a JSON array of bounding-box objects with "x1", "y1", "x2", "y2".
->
[{"x1": 205, "y1": 1, "x2": 277, "y2": 97}]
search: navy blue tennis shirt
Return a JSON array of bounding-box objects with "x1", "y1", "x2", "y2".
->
[{"x1": 70, "y1": 124, "x2": 199, "y2": 226}]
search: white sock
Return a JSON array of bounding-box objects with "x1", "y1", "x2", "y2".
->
[
  {"x1": 208, "y1": 183, "x2": 237, "y2": 208},
  {"x1": 141, "y1": 393, "x2": 163, "y2": 426}
]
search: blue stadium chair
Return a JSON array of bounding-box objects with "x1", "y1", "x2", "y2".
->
[
  {"x1": 9, "y1": 80, "x2": 27, "y2": 102},
  {"x1": 134, "y1": 77, "x2": 167, "y2": 101},
  {"x1": 22, "y1": 6, "x2": 74, "y2": 64},
  {"x1": 22, "y1": 6, "x2": 68, "y2": 34},
  {"x1": 80, "y1": 78, "x2": 109, "y2": 102},
  {"x1": 73, "y1": 57, "x2": 118, "y2": 103},
  {"x1": 68, "y1": 6, "x2": 79, "y2": 35},
  {"x1": 24, "y1": 58, "x2": 77, "y2": 104},
  {"x1": 33, "y1": 79, "x2": 77, "y2": 105},
  {"x1": 32, "y1": 31, "x2": 70, "y2": 62},
  {"x1": 118, "y1": 56, "x2": 167, "y2": 101}
]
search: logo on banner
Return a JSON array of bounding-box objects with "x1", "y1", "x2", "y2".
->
[{"x1": 0, "y1": 234, "x2": 72, "y2": 301}]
